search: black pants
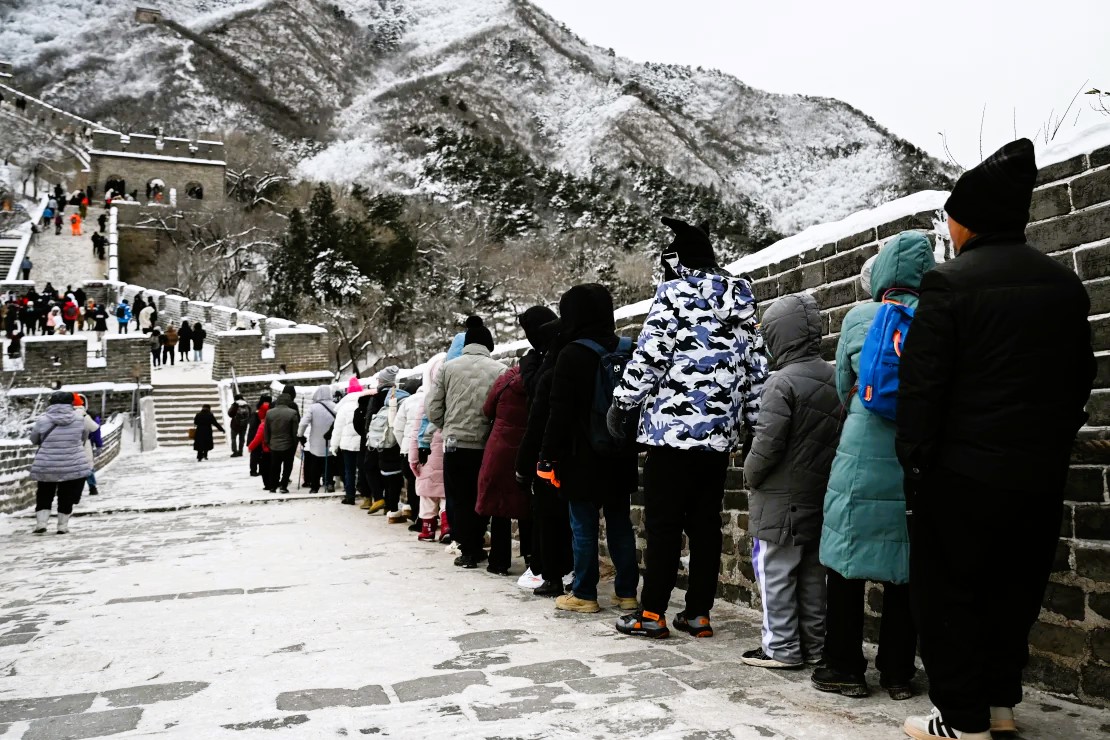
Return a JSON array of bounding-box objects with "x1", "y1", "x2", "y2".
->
[
  {"x1": 270, "y1": 448, "x2": 296, "y2": 489},
  {"x1": 825, "y1": 568, "x2": 917, "y2": 683},
  {"x1": 383, "y1": 473, "x2": 404, "y2": 512},
  {"x1": 249, "y1": 445, "x2": 262, "y2": 475},
  {"x1": 161, "y1": 346, "x2": 175, "y2": 365},
  {"x1": 489, "y1": 516, "x2": 512, "y2": 571},
  {"x1": 403, "y1": 463, "x2": 418, "y2": 512},
  {"x1": 118, "y1": 322, "x2": 127, "y2": 334},
  {"x1": 443, "y1": 448, "x2": 487, "y2": 557},
  {"x1": 258, "y1": 451, "x2": 273, "y2": 489},
  {"x1": 21, "y1": 268, "x2": 30, "y2": 280},
  {"x1": 911, "y1": 466, "x2": 1061, "y2": 733},
  {"x1": 36, "y1": 479, "x2": 84, "y2": 513},
  {"x1": 640, "y1": 446, "x2": 730, "y2": 617},
  {"x1": 231, "y1": 428, "x2": 246, "y2": 456},
  {"x1": 518, "y1": 518, "x2": 533, "y2": 564},
  {"x1": 64, "y1": 320, "x2": 75, "y2": 334},
  {"x1": 532, "y1": 476, "x2": 572, "y2": 583},
  {"x1": 150, "y1": 347, "x2": 159, "y2": 365},
  {"x1": 304, "y1": 452, "x2": 323, "y2": 490},
  {"x1": 360, "y1": 448, "x2": 383, "y2": 500}
]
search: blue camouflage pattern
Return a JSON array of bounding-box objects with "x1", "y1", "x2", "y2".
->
[{"x1": 612, "y1": 256, "x2": 769, "y2": 452}]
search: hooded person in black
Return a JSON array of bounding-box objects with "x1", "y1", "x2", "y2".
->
[
  {"x1": 517, "y1": 306, "x2": 558, "y2": 402},
  {"x1": 516, "y1": 315, "x2": 573, "y2": 597},
  {"x1": 539, "y1": 284, "x2": 639, "y2": 614},
  {"x1": 897, "y1": 139, "x2": 1095, "y2": 740}
]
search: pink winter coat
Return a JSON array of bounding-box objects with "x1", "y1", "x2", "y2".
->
[
  {"x1": 409, "y1": 355, "x2": 445, "y2": 499},
  {"x1": 476, "y1": 365, "x2": 530, "y2": 520}
]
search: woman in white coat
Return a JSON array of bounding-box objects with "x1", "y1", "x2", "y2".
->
[{"x1": 332, "y1": 377, "x2": 369, "y2": 505}]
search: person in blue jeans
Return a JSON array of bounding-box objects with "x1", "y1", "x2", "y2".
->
[{"x1": 539, "y1": 283, "x2": 639, "y2": 613}]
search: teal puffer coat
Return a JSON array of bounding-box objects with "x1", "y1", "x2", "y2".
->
[{"x1": 820, "y1": 231, "x2": 936, "y2": 584}]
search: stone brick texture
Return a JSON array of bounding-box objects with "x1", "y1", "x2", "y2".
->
[
  {"x1": 0, "y1": 334, "x2": 150, "y2": 389},
  {"x1": 510, "y1": 155, "x2": 1110, "y2": 706},
  {"x1": 0, "y1": 414, "x2": 126, "y2": 513}
]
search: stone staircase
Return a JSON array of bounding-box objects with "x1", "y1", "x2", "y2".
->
[{"x1": 153, "y1": 383, "x2": 226, "y2": 449}]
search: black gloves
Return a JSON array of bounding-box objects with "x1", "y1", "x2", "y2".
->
[{"x1": 418, "y1": 448, "x2": 430, "y2": 465}]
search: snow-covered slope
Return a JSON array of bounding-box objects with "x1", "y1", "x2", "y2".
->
[{"x1": 3, "y1": 0, "x2": 955, "y2": 234}]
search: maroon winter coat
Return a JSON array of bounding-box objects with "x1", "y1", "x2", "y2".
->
[{"x1": 476, "y1": 365, "x2": 531, "y2": 520}]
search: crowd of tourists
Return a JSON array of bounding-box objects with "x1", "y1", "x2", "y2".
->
[
  {"x1": 27, "y1": 140, "x2": 1096, "y2": 740},
  {"x1": 1, "y1": 285, "x2": 208, "y2": 366}
]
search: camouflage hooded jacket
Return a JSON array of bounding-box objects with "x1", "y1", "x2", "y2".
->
[{"x1": 612, "y1": 257, "x2": 769, "y2": 452}]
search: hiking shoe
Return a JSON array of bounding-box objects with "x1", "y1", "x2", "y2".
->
[
  {"x1": 533, "y1": 580, "x2": 565, "y2": 597},
  {"x1": 278, "y1": 487, "x2": 290, "y2": 494},
  {"x1": 989, "y1": 707, "x2": 1017, "y2": 734},
  {"x1": 309, "y1": 487, "x2": 320, "y2": 494},
  {"x1": 386, "y1": 509, "x2": 407, "y2": 523},
  {"x1": 812, "y1": 666, "x2": 870, "y2": 697},
  {"x1": 368, "y1": 499, "x2": 386, "y2": 514},
  {"x1": 615, "y1": 610, "x2": 670, "y2": 638},
  {"x1": 555, "y1": 594, "x2": 601, "y2": 613},
  {"x1": 487, "y1": 564, "x2": 511, "y2": 576},
  {"x1": 613, "y1": 593, "x2": 639, "y2": 611},
  {"x1": 340, "y1": 498, "x2": 356, "y2": 505},
  {"x1": 904, "y1": 708, "x2": 991, "y2": 739},
  {"x1": 359, "y1": 498, "x2": 372, "y2": 509},
  {"x1": 740, "y1": 647, "x2": 803, "y2": 670},
  {"x1": 454, "y1": 554, "x2": 476, "y2": 568},
  {"x1": 673, "y1": 612, "x2": 713, "y2": 637}
]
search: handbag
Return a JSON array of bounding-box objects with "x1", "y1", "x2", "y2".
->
[{"x1": 187, "y1": 427, "x2": 196, "y2": 440}]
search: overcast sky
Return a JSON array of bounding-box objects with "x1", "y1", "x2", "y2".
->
[{"x1": 532, "y1": 0, "x2": 1110, "y2": 169}]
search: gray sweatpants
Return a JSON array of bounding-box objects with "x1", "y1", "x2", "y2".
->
[{"x1": 752, "y1": 537, "x2": 827, "y2": 665}]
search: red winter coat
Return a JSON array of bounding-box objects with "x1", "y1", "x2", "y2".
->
[
  {"x1": 476, "y1": 365, "x2": 530, "y2": 520},
  {"x1": 247, "y1": 404, "x2": 271, "y2": 453}
]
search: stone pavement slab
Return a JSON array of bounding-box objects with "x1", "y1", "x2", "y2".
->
[{"x1": 0, "y1": 445, "x2": 1105, "y2": 739}]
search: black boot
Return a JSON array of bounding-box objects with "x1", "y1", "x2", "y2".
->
[
  {"x1": 812, "y1": 666, "x2": 870, "y2": 697},
  {"x1": 88, "y1": 486, "x2": 99, "y2": 496},
  {"x1": 533, "y1": 580, "x2": 565, "y2": 597}
]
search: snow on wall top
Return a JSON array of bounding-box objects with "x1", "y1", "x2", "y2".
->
[{"x1": 1037, "y1": 121, "x2": 1110, "y2": 169}]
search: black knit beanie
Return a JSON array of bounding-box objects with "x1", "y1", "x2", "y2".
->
[
  {"x1": 463, "y1": 315, "x2": 495, "y2": 352},
  {"x1": 518, "y1": 305, "x2": 558, "y2": 351},
  {"x1": 945, "y1": 138, "x2": 1037, "y2": 235},
  {"x1": 49, "y1": 390, "x2": 74, "y2": 406},
  {"x1": 661, "y1": 217, "x2": 717, "y2": 271}
]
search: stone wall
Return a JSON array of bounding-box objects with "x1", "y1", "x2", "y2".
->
[
  {"x1": 211, "y1": 327, "x2": 330, "y2": 381},
  {"x1": 0, "y1": 334, "x2": 151, "y2": 388},
  {"x1": 88, "y1": 131, "x2": 225, "y2": 206},
  {"x1": 0, "y1": 414, "x2": 126, "y2": 513}
]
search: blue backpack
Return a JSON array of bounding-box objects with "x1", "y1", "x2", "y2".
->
[
  {"x1": 575, "y1": 337, "x2": 636, "y2": 454},
  {"x1": 857, "y1": 290, "x2": 916, "y2": 421}
]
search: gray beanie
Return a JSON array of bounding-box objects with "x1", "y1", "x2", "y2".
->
[
  {"x1": 375, "y1": 365, "x2": 399, "y2": 388},
  {"x1": 860, "y1": 254, "x2": 878, "y2": 299}
]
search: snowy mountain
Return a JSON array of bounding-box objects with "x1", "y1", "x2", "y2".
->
[{"x1": 3, "y1": 0, "x2": 954, "y2": 239}]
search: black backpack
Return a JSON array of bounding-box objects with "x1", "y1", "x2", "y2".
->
[
  {"x1": 574, "y1": 338, "x2": 638, "y2": 454},
  {"x1": 115, "y1": 305, "x2": 125, "y2": 319}
]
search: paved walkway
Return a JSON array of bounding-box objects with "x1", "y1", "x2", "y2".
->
[
  {"x1": 0, "y1": 449, "x2": 1105, "y2": 739},
  {"x1": 26, "y1": 204, "x2": 108, "y2": 290}
]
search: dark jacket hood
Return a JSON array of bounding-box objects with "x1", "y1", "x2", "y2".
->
[
  {"x1": 519, "y1": 305, "x2": 559, "y2": 351},
  {"x1": 558, "y1": 283, "x2": 615, "y2": 340},
  {"x1": 761, "y1": 293, "x2": 823, "y2": 369}
]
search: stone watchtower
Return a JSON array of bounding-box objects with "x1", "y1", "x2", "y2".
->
[{"x1": 87, "y1": 131, "x2": 225, "y2": 207}]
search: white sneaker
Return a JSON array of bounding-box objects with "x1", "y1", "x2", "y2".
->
[
  {"x1": 444, "y1": 541, "x2": 461, "y2": 556},
  {"x1": 516, "y1": 568, "x2": 544, "y2": 590},
  {"x1": 386, "y1": 510, "x2": 407, "y2": 523},
  {"x1": 903, "y1": 708, "x2": 991, "y2": 739},
  {"x1": 990, "y1": 707, "x2": 1017, "y2": 734}
]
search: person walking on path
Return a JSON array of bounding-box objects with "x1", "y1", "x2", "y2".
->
[
  {"x1": 69, "y1": 212, "x2": 82, "y2": 236},
  {"x1": 739, "y1": 293, "x2": 841, "y2": 669},
  {"x1": 149, "y1": 328, "x2": 162, "y2": 367},
  {"x1": 162, "y1": 323, "x2": 178, "y2": 366},
  {"x1": 812, "y1": 232, "x2": 934, "y2": 701},
  {"x1": 540, "y1": 284, "x2": 640, "y2": 614},
  {"x1": 30, "y1": 392, "x2": 92, "y2": 535},
  {"x1": 91, "y1": 302, "x2": 109, "y2": 352},
  {"x1": 79, "y1": 194, "x2": 88, "y2": 220},
  {"x1": 298, "y1": 385, "x2": 338, "y2": 494},
  {"x1": 138, "y1": 303, "x2": 155, "y2": 334},
  {"x1": 426, "y1": 316, "x2": 507, "y2": 568},
  {"x1": 247, "y1": 396, "x2": 272, "y2": 479},
  {"x1": 45, "y1": 305, "x2": 60, "y2": 335},
  {"x1": 98, "y1": 212, "x2": 107, "y2": 233},
  {"x1": 265, "y1": 385, "x2": 301, "y2": 493},
  {"x1": 610, "y1": 218, "x2": 769, "y2": 639},
  {"x1": 115, "y1": 300, "x2": 131, "y2": 334},
  {"x1": 477, "y1": 360, "x2": 532, "y2": 575},
  {"x1": 192, "y1": 404, "x2": 224, "y2": 461},
  {"x1": 53, "y1": 212, "x2": 63, "y2": 235},
  {"x1": 178, "y1": 321, "x2": 193, "y2": 362},
  {"x1": 61, "y1": 298, "x2": 78, "y2": 335},
  {"x1": 896, "y1": 140, "x2": 1095, "y2": 740},
  {"x1": 192, "y1": 322, "x2": 206, "y2": 361},
  {"x1": 227, "y1": 394, "x2": 251, "y2": 458},
  {"x1": 19, "y1": 256, "x2": 31, "y2": 281}
]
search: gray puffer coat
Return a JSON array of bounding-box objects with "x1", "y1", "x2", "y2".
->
[
  {"x1": 426, "y1": 345, "x2": 507, "y2": 450},
  {"x1": 30, "y1": 404, "x2": 93, "y2": 482},
  {"x1": 744, "y1": 293, "x2": 841, "y2": 545}
]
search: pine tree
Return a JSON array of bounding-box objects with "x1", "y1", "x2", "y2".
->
[{"x1": 266, "y1": 206, "x2": 311, "y2": 317}]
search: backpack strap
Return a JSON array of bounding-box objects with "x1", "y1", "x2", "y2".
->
[
  {"x1": 880, "y1": 288, "x2": 919, "y2": 306},
  {"x1": 574, "y1": 338, "x2": 607, "y2": 356}
]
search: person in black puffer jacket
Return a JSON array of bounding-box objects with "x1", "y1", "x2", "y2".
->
[{"x1": 540, "y1": 284, "x2": 639, "y2": 615}]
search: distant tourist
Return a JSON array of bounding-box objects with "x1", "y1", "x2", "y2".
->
[
  {"x1": 69, "y1": 212, "x2": 82, "y2": 236},
  {"x1": 178, "y1": 321, "x2": 193, "y2": 362},
  {"x1": 192, "y1": 404, "x2": 224, "y2": 462},
  {"x1": 53, "y1": 212, "x2": 63, "y2": 235},
  {"x1": 162, "y1": 323, "x2": 178, "y2": 366},
  {"x1": 90, "y1": 302, "x2": 109, "y2": 345},
  {"x1": 115, "y1": 300, "x2": 131, "y2": 334},
  {"x1": 19, "y1": 256, "x2": 31, "y2": 280},
  {"x1": 138, "y1": 303, "x2": 155, "y2": 334},
  {"x1": 192, "y1": 321, "x2": 206, "y2": 361},
  {"x1": 98, "y1": 212, "x2": 108, "y2": 233}
]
